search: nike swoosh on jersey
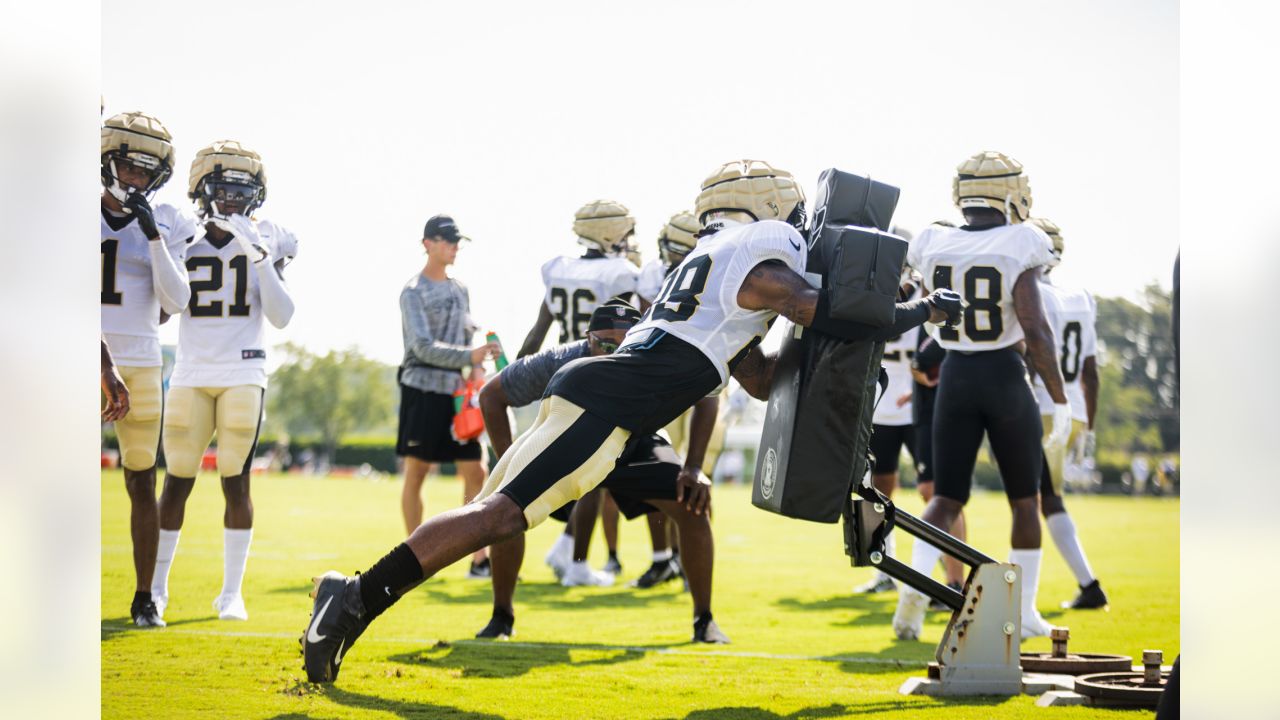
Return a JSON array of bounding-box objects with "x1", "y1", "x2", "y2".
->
[{"x1": 307, "y1": 596, "x2": 333, "y2": 643}]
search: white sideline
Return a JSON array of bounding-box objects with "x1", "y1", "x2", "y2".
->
[{"x1": 100, "y1": 623, "x2": 913, "y2": 667}]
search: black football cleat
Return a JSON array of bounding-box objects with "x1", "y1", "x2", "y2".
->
[
  {"x1": 602, "y1": 555, "x2": 622, "y2": 576},
  {"x1": 475, "y1": 610, "x2": 515, "y2": 640},
  {"x1": 302, "y1": 571, "x2": 368, "y2": 683},
  {"x1": 630, "y1": 559, "x2": 680, "y2": 589},
  {"x1": 131, "y1": 597, "x2": 166, "y2": 628},
  {"x1": 467, "y1": 558, "x2": 492, "y2": 579},
  {"x1": 693, "y1": 613, "x2": 730, "y2": 644},
  {"x1": 1061, "y1": 579, "x2": 1109, "y2": 610}
]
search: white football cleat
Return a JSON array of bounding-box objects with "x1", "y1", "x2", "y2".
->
[
  {"x1": 1020, "y1": 608, "x2": 1058, "y2": 640},
  {"x1": 892, "y1": 588, "x2": 929, "y2": 641},
  {"x1": 152, "y1": 593, "x2": 168, "y2": 619},
  {"x1": 213, "y1": 593, "x2": 248, "y2": 621},
  {"x1": 561, "y1": 562, "x2": 615, "y2": 587}
]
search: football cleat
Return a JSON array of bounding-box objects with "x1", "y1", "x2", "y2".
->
[
  {"x1": 131, "y1": 597, "x2": 166, "y2": 628},
  {"x1": 544, "y1": 543, "x2": 571, "y2": 581},
  {"x1": 152, "y1": 593, "x2": 168, "y2": 619},
  {"x1": 602, "y1": 555, "x2": 623, "y2": 576},
  {"x1": 301, "y1": 571, "x2": 368, "y2": 683},
  {"x1": 892, "y1": 589, "x2": 929, "y2": 641},
  {"x1": 1061, "y1": 579, "x2": 1109, "y2": 610},
  {"x1": 693, "y1": 614, "x2": 731, "y2": 644},
  {"x1": 475, "y1": 611, "x2": 515, "y2": 640},
  {"x1": 1021, "y1": 608, "x2": 1059, "y2": 640},
  {"x1": 213, "y1": 593, "x2": 248, "y2": 621},
  {"x1": 562, "y1": 562, "x2": 615, "y2": 587},
  {"x1": 630, "y1": 559, "x2": 680, "y2": 589},
  {"x1": 853, "y1": 573, "x2": 896, "y2": 595},
  {"x1": 466, "y1": 558, "x2": 492, "y2": 580}
]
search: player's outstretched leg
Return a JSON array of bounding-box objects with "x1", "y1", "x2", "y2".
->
[
  {"x1": 476, "y1": 532, "x2": 522, "y2": 639},
  {"x1": 302, "y1": 493, "x2": 526, "y2": 683}
]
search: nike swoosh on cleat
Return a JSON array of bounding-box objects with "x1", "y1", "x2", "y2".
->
[
  {"x1": 334, "y1": 637, "x2": 346, "y2": 665},
  {"x1": 307, "y1": 596, "x2": 333, "y2": 643}
]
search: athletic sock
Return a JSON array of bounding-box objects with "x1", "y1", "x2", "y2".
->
[
  {"x1": 550, "y1": 533, "x2": 573, "y2": 557},
  {"x1": 652, "y1": 549, "x2": 673, "y2": 563},
  {"x1": 1009, "y1": 548, "x2": 1044, "y2": 620},
  {"x1": 1045, "y1": 512, "x2": 1096, "y2": 587},
  {"x1": 358, "y1": 543, "x2": 424, "y2": 621},
  {"x1": 910, "y1": 539, "x2": 944, "y2": 590},
  {"x1": 152, "y1": 529, "x2": 181, "y2": 600},
  {"x1": 220, "y1": 528, "x2": 253, "y2": 599},
  {"x1": 132, "y1": 591, "x2": 152, "y2": 606}
]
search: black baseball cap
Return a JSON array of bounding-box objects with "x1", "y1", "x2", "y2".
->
[
  {"x1": 423, "y1": 214, "x2": 470, "y2": 243},
  {"x1": 588, "y1": 297, "x2": 643, "y2": 332}
]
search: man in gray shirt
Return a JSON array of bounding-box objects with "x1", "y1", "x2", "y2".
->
[
  {"x1": 474, "y1": 299, "x2": 727, "y2": 644},
  {"x1": 397, "y1": 214, "x2": 499, "y2": 577}
]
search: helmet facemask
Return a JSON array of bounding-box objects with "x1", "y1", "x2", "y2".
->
[
  {"x1": 196, "y1": 169, "x2": 265, "y2": 221},
  {"x1": 102, "y1": 149, "x2": 171, "y2": 205}
]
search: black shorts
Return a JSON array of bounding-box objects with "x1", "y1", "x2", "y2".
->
[
  {"x1": 931, "y1": 347, "x2": 1043, "y2": 504},
  {"x1": 395, "y1": 384, "x2": 482, "y2": 462},
  {"x1": 914, "y1": 415, "x2": 935, "y2": 483},
  {"x1": 548, "y1": 330, "x2": 721, "y2": 434},
  {"x1": 870, "y1": 423, "x2": 916, "y2": 474}
]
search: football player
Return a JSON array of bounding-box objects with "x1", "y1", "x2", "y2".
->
[
  {"x1": 100, "y1": 111, "x2": 194, "y2": 627},
  {"x1": 302, "y1": 158, "x2": 960, "y2": 682},
  {"x1": 1026, "y1": 217, "x2": 1108, "y2": 610},
  {"x1": 518, "y1": 200, "x2": 642, "y2": 575},
  {"x1": 634, "y1": 211, "x2": 716, "y2": 588},
  {"x1": 152, "y1": 141, "x2": 297, "y2": 622},
  {"x1": 894, "y1": 151, "x2": 1070, "y2": 641},
  {"x1": 474, "y1": 299, "x2": 726, "y2": 641}
]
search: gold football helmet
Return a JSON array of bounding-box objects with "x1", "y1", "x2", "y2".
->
[
  {"x1": 658, "y1": 211, "x2": 700, "y2": 265},
  {"x1": 695, "y1": 159, "x2": 805, "y2": 229},
  {"x1": 952, "y1": 151, "x2": 1032, "y2": 223},
  {"x1": 188, "y1": 140, "x2": 268, "y2": 219},
  {"x1": 573, "y1": 200, "x2": 635, "y2": 255},
  {"x1": 101, "y1": 111, "x2": 175, "y2": 202}
]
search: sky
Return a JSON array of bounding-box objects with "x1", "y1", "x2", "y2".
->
[{"x1": 103, "y1": 0, "x2": 1178, "y2": 366}]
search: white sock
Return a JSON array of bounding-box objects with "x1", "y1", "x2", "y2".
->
[
  {"x1": 220, "y1": 528, "x2": 253, "y2": 598},
  {"x1": 1045, "y1": 512, "x2": 1096, "y2": 587},
  {"x1": 551, "y1": 533, "x2": 573, "y2": 556},
  {"x1": 652, "y1": 548, "x2": 673, "y2": 562},
  {"x1": 910, "y1": 539, "x2": 943, "y2": 591},
  {"x1": 152, "y1": 529, "x2": 181, "y2": 600},
  {"x1": 570, "y1": 560, "x2": 590, "y2": 574},
  {"x1": 1009, "y1": 548, "x2": 1043, "y2": 620}
]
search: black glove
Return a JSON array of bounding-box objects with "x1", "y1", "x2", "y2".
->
[
  {"x1": 924, "y1": 288, "x2": 963, "y2": 328},
  {"x1": 124, "y1": 192, "x2": 159, "y2": 240}
]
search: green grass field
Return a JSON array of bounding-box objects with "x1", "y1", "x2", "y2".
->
[{"x1": 102, "y1": 470, "x2": 1178, "y2": 719}]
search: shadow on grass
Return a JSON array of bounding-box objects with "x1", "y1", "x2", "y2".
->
[
  {"x1": 670, "y1": 696, "x2": 1012, "y2": 719},
  {"x1": 100, "y1": 615, "x2": 218, "y2": 642},
  {"x1": 416, "y1": 578, "x2": 683, "y2": 611},
  {"x1": 323, "y1": 686, "x2": 509, "y2": 719},
  {"x1": 387, "y1": 637, "x2": 671, "y2": 679}
]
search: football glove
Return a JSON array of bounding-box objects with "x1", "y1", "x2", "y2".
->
[
  {"x1": 214, "y1": 214, "x2": 271, "y2": 265},
  {"x1": 1044, "y1": 403, "x2": 1072, "y2": 453},
  {"x1": 123, "y1": 192, "x2": 160, "y2": 240},
  {"x1": 924, "y1": 288, "x2": 964, "y2": 327}
]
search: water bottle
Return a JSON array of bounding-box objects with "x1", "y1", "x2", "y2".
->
[{"x1": 486, "y1": 331, "x2": 509, "y2": 371}]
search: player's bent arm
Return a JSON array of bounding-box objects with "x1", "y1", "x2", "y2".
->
[
  {"x1": 255, "y1": 257, "x2": 295, "y2": 328},
  {"x1": 517, "y1": 302, "x2": 554, "y2": 358},
  {"x1": 1013, "y1": 269, "x2": 1067, "y2": 405},
  {"x1": 736, "y1": 261, "x2": 939, "y2": 342},
  {"x1": 684, "y1": 395, "x2": 718, "y2": 474},
  {"x1": 478, "y1": 375, "x2": 514, "y2": 458},
  {"x1": 731, "y1": 346, "x2": 777, "y2": 400},
  {"x1": 148, "y1": 239, "x2": 191, "y2": 314},
  {"x1": 1081, "y1": 355, "x2": 1099, "y2": 429},
  {"x1": 401, "y1": 290, "x2": 473, "y2": 368}
]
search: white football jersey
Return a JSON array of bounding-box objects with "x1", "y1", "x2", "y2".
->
[
  {"x1": 540, "y1": 255, "x2": 639, "y2": 342},
  {"x1": 1033, "y1": 279, "x2": 1098, "y2": 422},
  {"x1": 873, "y1": 286, "x2": 919, "y2": 426},
  {"x1": 625, "y1": 220, "x2": 807, "y2": 389},
  {"x1": 636, "y1": 258, "x2": 669, "y2": 304},
  {"x1": 169, "y1": 218, "x2": 296, "y2": 388},
  {"x1": 908, "y1": 223, "x2": 1056, "y2": 352},
  {"x1": 100, "y1": 204, "x2": 196, "y2": 366}
]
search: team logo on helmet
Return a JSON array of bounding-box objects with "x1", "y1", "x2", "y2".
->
[
  {"x1": 188, "y1": 140, "x2": 268, "y2": 220},
  {"x1": 101, "y1": 111, "x2": 175, "y2": 203},
  {"x1": 695, "y1": 159, "x2": 806, "y2": 232},
  {"x1": 573, "y1": 199, "x2": 636, "y2": 256},
  {"x1": 657, "y1": 210, "x2": 701, "y2": 265},
  {"x1": 952, "y1": 151, "x2": 1032, "y2": 223}
]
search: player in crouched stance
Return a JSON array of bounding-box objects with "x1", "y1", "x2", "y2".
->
[
  {"x1": 152, "y1": 141, "x2": 298, "y2": 622},
  {"x1": 302, "y1": 159, "x2": 959, "y2": 682}
]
